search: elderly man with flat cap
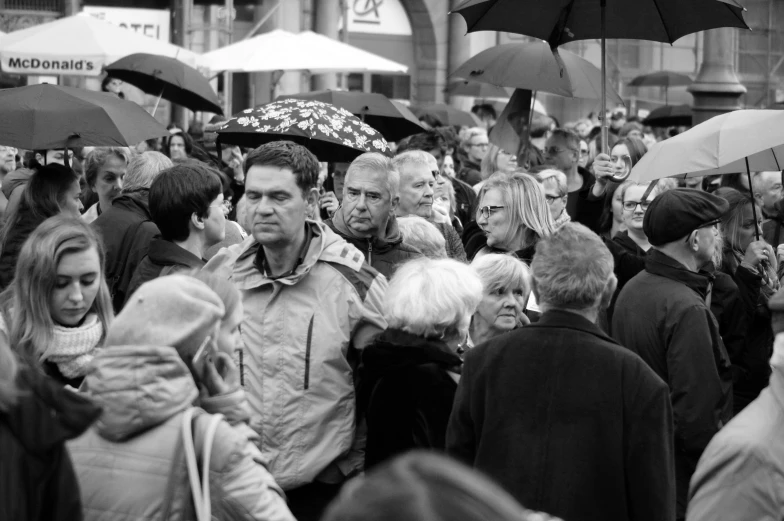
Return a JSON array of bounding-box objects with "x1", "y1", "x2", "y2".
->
[{"x1": 612, "y1": 188, "x2": 734, "y2": 521}]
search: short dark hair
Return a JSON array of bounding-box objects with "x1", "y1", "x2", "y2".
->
[
  {"x1": 149, "y1": 163, "x2": 222, "y2": 242},
  {"x1": 396, "y1": 130, "x2": 446, "y2": 155},
  {"x1": 549, "y1": 128, "x2": 581, "y2": 152},
  {"x1": 471, "y1": 103, "x2": 497, "y2": 120},
  {"x1": 243, "y1": 141, "x2": 319, "y2": 194}
]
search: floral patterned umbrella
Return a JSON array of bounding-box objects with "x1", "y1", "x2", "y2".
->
[{"x1": 216, "y1": 98, "x2": 391, "y2": 162}]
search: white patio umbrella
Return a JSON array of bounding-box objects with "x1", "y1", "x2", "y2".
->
[
  {"x1": 0, "y1": 14, "x2": 199, "y2": 77},
  {"x1": 200, "y1": 29, "x2": 407, "y2": 74}
]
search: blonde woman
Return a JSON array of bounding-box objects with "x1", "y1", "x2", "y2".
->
[
  {"x1": 0, "y1": 215, "x2": 114, "y2": 388},
  {"x1": 475, "y1": 144, "x2": 517, "y2": 194},
  {"x1": 534, "y1": 169, "x2": 571, "y2": 230}
]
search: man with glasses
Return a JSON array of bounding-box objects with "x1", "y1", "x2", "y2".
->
[
  {"x1": 458, "y1": 128, "x2": 490, "y2": 187},
  {"x1": 544, "y1": 128, "x2": 604, "y2": 232},
  {"x1": 612, "y1": 188, "x2": 733, "y2": 521}
]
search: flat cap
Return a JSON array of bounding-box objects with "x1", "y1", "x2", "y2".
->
[{"x1": 643, "y1": 188, "x2": 729, "y2": 246}]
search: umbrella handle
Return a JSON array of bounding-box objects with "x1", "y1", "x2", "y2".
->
[
  {"x1": 600, "y1": 0, "x2": 608, "y2": 156},
  {"x1": 746, "y1": 157, "x2": 761, "y2": 241},
  {"x1": 152, "y1": 86, "x2": 165, "y2": 117}
]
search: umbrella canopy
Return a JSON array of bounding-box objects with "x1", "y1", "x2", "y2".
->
[
  {"x1": 448, "y1": 81, "x2": 511, "y2": 98},
  {"x1": 629, "y1": 71, "x2": 693, "y2": 88},
  {"x1": 0, "y1": 84, "x2": 169, "y2": 150},
  {"x1": 0, "y1": 14, "x2": 199, "y2": 77},
  {"x1": 643, "y1": 104, "x2": 693, "y2": 127},
  {"x1": 106, "y1": 53, "x2": 222, "y2": 114},
  {"x1": 216, "y1": 99, "x2": 391, "y2": 162},
  {"x1": 200, "y1": 29, "x2": 407, "y2": 74},
  {"x1": 629, "y1": 110, "x2": 784, "y2": 182},
  {"x1": 278, "y1": 91, "x2": 423, "y2": 142},
  {"x1": 410, "y1": 103, "x2": 481, "y2": 127},
  {"x1": 451, "y1": 41, "x2": 623, "y2": 103},
  {"x1": 452, "y1": 0, "x2": 747, "y2": 45}
]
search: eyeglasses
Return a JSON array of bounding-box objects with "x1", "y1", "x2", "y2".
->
[
  {"x1": 478, "y1": 205, "x2": 505, "y2": 219},
  {"x1": 210, "y1": 201, "x2": 231, "y2": 217},
  {"x1": 622, "y1": 201, "x2": 651, "y2": 211},
  {"x1": 545, "y1": 146, "x2": 577, "y2": 156},
  {"x1": 579, "y1": 149, "x2": 589, "y2": 157},
  {"x1": 545, "y1": 194, "x2": 566, "y2": 205},
  {"x1": 470, "y1": 142, "x2": 490, "y2": 149},
  {"x1": 0, "y1": 146, "x2": 17, "y2": 154}
]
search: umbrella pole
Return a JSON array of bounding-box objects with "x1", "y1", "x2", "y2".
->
[
  {"x1": 745, "y1": 157, "x2": 761, "y2": 241},
  {"x1": 600, "y1": 0, "x2": 608, "y2": 155},
  {"x1": 528, "y1": 90, "x2": 537, "y2": 138},
  {"x1": 152, "y1": 86, "x2": 165, "y2": 117}
]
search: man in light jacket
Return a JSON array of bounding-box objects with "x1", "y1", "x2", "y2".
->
[
  {"x1": 205, "y1": 141, "x2": 388, "y2": 521},
  {"x1": 687, "y1": 287, "x2": 784, "y2": 521}
]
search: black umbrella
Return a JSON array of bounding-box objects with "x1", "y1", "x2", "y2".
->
[
  {"x1": 277, "y1": 90, "x2": 423, "y2": 142},
  {"x1": 453, "y1": 0, "x2": 748, "y2": 159},
  {"x1": 643, "y1": 104, "x2": 693, "y2": 128},
  {"x1": 216, "y1": 99, "x2": 391, "y2": 163},
  {"x1": 0, "y1": 84, "x2": 169, "y2": 151},
  {"x1": 629, "y1": 71, "x2": 693, "y2": 104},
  {"x1": 410, "y1": 103, "x2": 480, "y2": 127},
  {"x1": 447, "y1": 81, "x2": 511, "y2": 99},
  {"x1": 105, "y1": 53, "x2": 222, "y2": 115}
]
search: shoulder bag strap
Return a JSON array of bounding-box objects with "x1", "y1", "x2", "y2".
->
[{"x1": 182, "y1": 408, "x2": 225, "y2": 521}]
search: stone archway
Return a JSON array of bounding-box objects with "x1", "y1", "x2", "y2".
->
[{"x1": 398, "y1": 0, "x2": 447, "y2": 103}]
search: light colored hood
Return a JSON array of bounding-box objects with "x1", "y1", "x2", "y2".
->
[{"x1": 80, "y1": 345, "x2": 198, "y2": 442}]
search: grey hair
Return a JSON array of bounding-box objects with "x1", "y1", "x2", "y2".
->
[
  {"x1": 471, "y1": 253, "x2": 531, "y2": 298},
  {"x1": 346, "y1": 152, "x2": 400, "y2": 198},
  {"x1": 84, "y1": 147, "x2": 133, "y2": 188},
  {"x1": 393, "y1": 150, "x2": 435, "y2": 175},
  {"x1": 460, "y1": 127, "x2": 488, "y2": 148},
  {"x1": 384, "y1": 257, "x2": 483, "y2": 340},
  {"x1": 533, "y1": 169, "x2": 568, "y2": 197},
  {"x1": 123, "y1": 151, "x2": 173, "y2": 192},
  {"x1": 532, "y1": 222, "x2": 615, "y2": 311},
  {"x1": 397, "y1": 215, "x2": 446, "y2": 259}
]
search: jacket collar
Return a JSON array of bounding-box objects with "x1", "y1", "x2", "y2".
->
[
  {"x1": 532, "y1": 309, "x2": 619, "y2": 346},
  {"x1": 645, "y1": 249, "x2": 714, "y2": 298},
  {"x1": 373, "y1": 329, "x2": 462, "y2": 367},
  {"x1": 231, "y1": 220, "x2": 366, "y2": 290},
  {"x1": 327, "y1": 211, "x2": 403, "y2": 253},
  {"x1": 613, "y1": 231, "x2": 645, "y2": 255},
  {"x1": 148, "y1": 238, "x2": 205, "y2": 268},
  {"x1": 111, "y1": 190, "x2": 152, "y2": 219}
]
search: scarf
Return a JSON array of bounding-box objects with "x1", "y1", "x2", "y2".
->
[
  {"x1": 41, "y1": 313, "x2": 104, "y2": 379},
  {"x1": 553, "y1": 210, "x2": 572, "y2": 230}
]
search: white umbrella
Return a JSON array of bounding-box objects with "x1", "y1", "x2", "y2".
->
[
  {"x1": 200, "y1": 29, "x2": 407, "y2": 74},
  {"x1": 0, "y1": 14, "x2": 199, "y2": 77}
]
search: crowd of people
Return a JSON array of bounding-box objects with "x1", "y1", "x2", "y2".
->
[{"x1": 1, "y1": 96, "x2": 784, "y2": 521}]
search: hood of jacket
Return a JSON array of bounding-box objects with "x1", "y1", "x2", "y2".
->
[
  {"x1": 645, "y1": 248, "x2": 714, "y2": 299},
  {"x1": 228, "y1": 220, "x2": 369, "y2": 290},
  {"x1": 80, "y1": 345, "x2": 198, "y2": 442},
  {"x1": 109, "y1": 190, "x2": 152, "y2": 220},
  {"x1": 1, "y1": 168, "x2": 33, "y2": 199},
  {"x1": 147, "y1": 238, "x2": 205, "y2": 268},
  {"x1": 327, "y1": 212, "x2": 405, "y2": 254},
  {"x1": 4, "y1": 367, "x2": 102, "y2": 454}
]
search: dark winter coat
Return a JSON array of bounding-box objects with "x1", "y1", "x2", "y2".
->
[
  {"x1": 451, "y1": 176, "x2": 478, "y2": 230},
  {"x1": 359, "y1": 329, "x2": 462, "y2": 470},
  {"x1": 612, "y1": 249, "x2": 733, "y2": 519},
  {"x1": 719, "y1": 251, "x2": 774, "y2": 412},
  {"x1": 91, "y1": 191, "x2": 159, "y2": 312},
  {"x1": 456, "y1": 158, "x2": 482, "y2": 187},
  {"x1": 604, "y1": 231, "x2": 647, "y2": 329},
  {"x1": 326, "y1": 213, "x2": 422, "y2": 279},
  {"x1": 568, "y1": 167, "x2": 605, "y2": 233},
  {"x1": 447, "y1": 310, "x2": 675, "y2": 521},
  {"x1": 0, "y1": 368, "x2": 102, "y2": 521},
  {"x1": 125, "y1": 238, "x2": 206, "y2": 305},
  {"x1": 0, "y1": 209, "x2": 46, "y2": 291}
]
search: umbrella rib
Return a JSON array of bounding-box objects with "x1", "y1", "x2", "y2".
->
[{"x1": 651, "y1": 0, "x2": 673, "y2": 43}]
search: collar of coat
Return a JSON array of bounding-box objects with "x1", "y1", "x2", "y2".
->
[
  {"x1": 327, "y1": 210, "x2": 404, "y2": 254},
  {"x1": 531, "y1": 309, "x2": 619, "y2": 346},
  {"x1": 645, "y1": 248, "x2": 714, "y2": 299},
  {"x1": 230, "y1": 220, "x2": 368, "y2": 290}
]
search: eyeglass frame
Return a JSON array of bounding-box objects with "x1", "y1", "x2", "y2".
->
[
  {"x1": 469, "y1": 141, "x2": 490, "y2": 150},
  {"x1": 545, "y1": 145, "x2": 578, "y2": 156},
  {"x1": 545, "y1": 194, "x2": 567, "y2": 205},
  {"x1": 622, "y1": 200, "x2": 652, "y2": 212},
  {"x1": 478, "y1": 205, "x2": 505, "y2": 219}
]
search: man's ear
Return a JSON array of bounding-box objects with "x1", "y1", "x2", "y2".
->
[
  {"x1": 390, "y1": 196, "x2": 399, "y2": 214},
  {"x1": 306, "y1": 187, "x2": 320, "y2": 208},
  {"x1": 191, "y1": 212, "x2": 205, "y2": 231}
]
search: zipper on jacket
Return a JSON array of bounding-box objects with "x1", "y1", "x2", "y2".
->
[
  {"x1": 367, "y1": 240, "x2": 373, "y2": 264},
  {"x1": 304, "y1": 314, "x2": 314, "y2": 390}
]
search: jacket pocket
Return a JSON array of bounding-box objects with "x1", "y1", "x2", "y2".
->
[{"x1": 304, "y1": 314, "x2": 314, "y2": 390}]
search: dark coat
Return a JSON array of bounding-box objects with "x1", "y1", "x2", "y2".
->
[
  {"x1": 91, "y1": 191, "x2": 159, "y2": 312},
  {"x1": 568, "y1": 167, "x2": 605, "y2": 233},
  {"x1": 0, "y1": 210, "x2": 45, "y2": 291},
  {"x1": 125, "y1": 238, "x2": 205, "y2": 304},
  {"x1": 456, "y1": 158, "x2": 482, "y2": 187},
  {"x1": 359, "y1": 329, "x2": 462, "y2": 470},
  {"x1": 0, "y1": 368, "x2": 102, "y2": 521},
  {"x1": 451, "y1": 176, "x2": 478, "y2": 231},
  {"x1": 719, "y1": 251, "x2": 773, "y2": 412},
  {"x1": 612, "y1": 249, "x2": 733, "y2": 519},
  {"x1": 447, "y1": 310, "x2": 675, "y2": 521},
  {"x1": 326, "y1": 214, "x2": 422, "y2": 279},
  {"x1": 604, "y1": 231, "x2": 647, "y2": 329}
]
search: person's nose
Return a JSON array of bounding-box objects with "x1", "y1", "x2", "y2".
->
[
  {"x1": 355, "y1": 193, "x2": 368, "y2": 211},
  {"x1": 115, "y1": 177, "x2": 123, "y2": 191},
  {"x1": 256, "y1": 198, "x2": 274, "y2": 216},
  {"x1": 423, "y1": 184, "x2": 434, "y2": 199},
  {"x1": 67, "y1": 282, "x2": 84, "y2": 304},
  {"x1": 501, "y1": 291, "x2": 517, "y2": 308}
]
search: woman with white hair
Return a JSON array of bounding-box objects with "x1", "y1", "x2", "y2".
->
[
  {"x1": 470, "y1": 254, "x2": 532, "y2": 346},
  {"x1": 534, "y1": 169, "x2": 571, "y2": 230},
  {"x1": 397, "y1": 215, "x2": 446, "y2": 259},
  {"x1": 358, "y1": 257, "x2": 483, "y2": 469}
]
